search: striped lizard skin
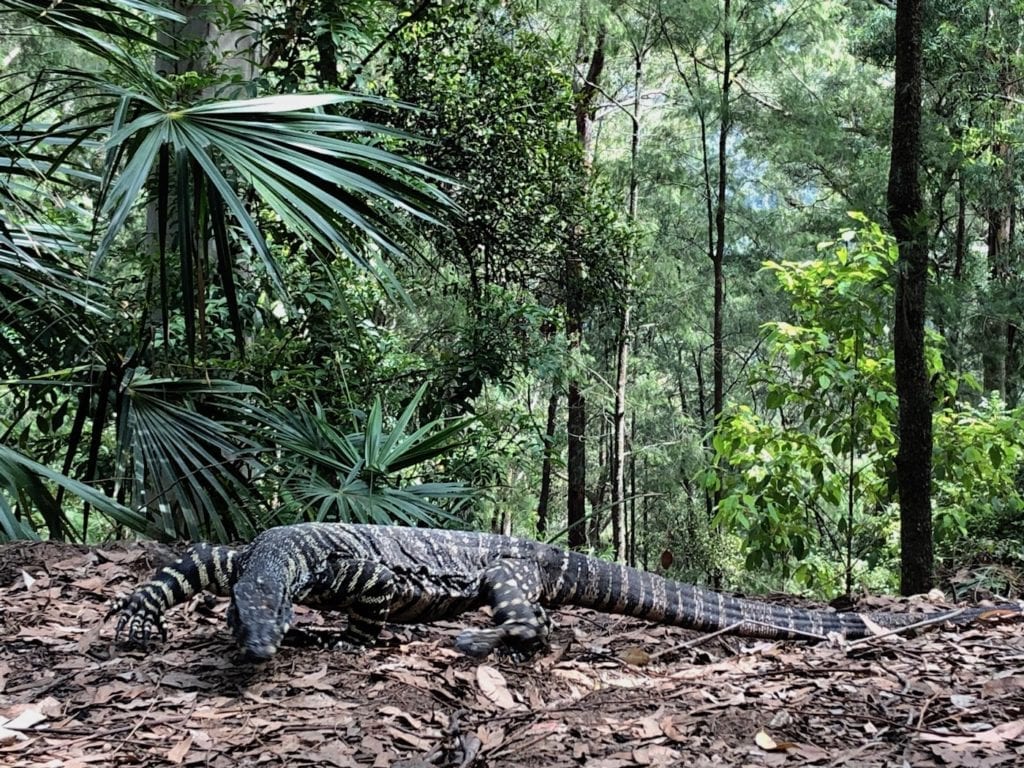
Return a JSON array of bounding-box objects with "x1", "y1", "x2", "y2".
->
[{"x1": 107, "y1": 523, "x2": 1020, "y2": 661}]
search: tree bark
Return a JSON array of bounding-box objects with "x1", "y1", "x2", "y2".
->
[
  {"x1": 712, "y1": 0, "x2": 732, "y2": 429},
  {"x1": 980, "y1": 12, "x2": 1020, "y2": 402},
  {"x1": 566, "y1": 18, "x2": 606, "y2": 549},
  {"x1": 611, "y1": 46, "x2": 643, "y2": 563},
  {"x1": 536, "y1": 390, "x2": 559, "y2": 537},
  {"x1": 887, "y1": 0, "x2": 933, "y2": 596}
]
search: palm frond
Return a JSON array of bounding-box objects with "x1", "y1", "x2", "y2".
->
[
  {"x1": 258, "y1": 387, "x2": 474, "y2": 526},
  {"x1": 114, "y1": 374, "x2": 266, "y2": 541},
  {"x1": 83, "y1": 90, "x2": 457, "y2": 353},
  {"x1": 0, "y1": 0, "x2": 180, "y2": 59},
  {"x1": 0, "y1": 214, "x2": 112, "y2": 380},
  {"x1": 97, "y1": 93, "x2": 454, "y2": 274},
  {"x1": 0, "y1": 443, "x2": 161, "y2": 541}
]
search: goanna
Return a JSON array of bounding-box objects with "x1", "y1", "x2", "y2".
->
[{"x1": 107, "y1": 522, "x2": 1019, "y2": 661}]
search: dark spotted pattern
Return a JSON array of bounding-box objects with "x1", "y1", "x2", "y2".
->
[{"x1": 108, "y1": 523, "x2": 1020, "y2": 660}]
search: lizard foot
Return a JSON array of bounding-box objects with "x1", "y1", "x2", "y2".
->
[
  {"x1": 454, "y1": 628, "x2": 503, "y2": 657},
  {"x1": 107, "y1": 594, "x2": 168, "y2": 648}
]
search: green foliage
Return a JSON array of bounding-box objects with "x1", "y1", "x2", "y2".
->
[
  {"x1": 4, "y1": 0, "x2": 1024, "y2": 595},
  {"x1": 932, "y1": 397, "x2": 1024, "y2": 548},
  {"x1": 0, "y1": 443, "x2": 161, "y2": 541},
  {"x1": 98, "y1": 91, "x2": 454, "y2": 355},
  {"x1": 257, "y1": 385, "x2": 474, "y2": 528},
  {"x1": 110, "y1": 374, "x2": 264, "y2": 541},
  {"x1": 0, "y1": 0, "x2": 471, "y2": 542},
  {"x1": 714, "y1": 216, "x2": 903, "y2": 593},
  {"x1": 716, "y1": 213, "x2": 1024, "y2": 593}
]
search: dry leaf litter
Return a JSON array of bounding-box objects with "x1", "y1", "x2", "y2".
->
[{"x1": 1, "y1": 541, "x2": 1023, "y2": 767}]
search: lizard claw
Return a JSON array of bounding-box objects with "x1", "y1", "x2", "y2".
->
[
  {"x1": 454, "y1": 628, "x2": 500, "y2": 657},
  {"x1": 329, "y1": 639, "x2": 367, "y2": 654},
  {"x1": 108, "y1": 594, "x2": 168, "y2": 649}
]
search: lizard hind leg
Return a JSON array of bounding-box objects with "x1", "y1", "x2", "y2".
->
[{"x1": 454, "y1": 560, "x2": 548, "y2": 659}]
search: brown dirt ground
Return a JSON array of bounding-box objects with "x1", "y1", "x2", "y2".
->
[{"x1": 1, "y1": 540, "x2": 1023, "y2": 768}]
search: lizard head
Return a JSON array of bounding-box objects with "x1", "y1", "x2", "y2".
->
[{"x1": 227, "y1": 576, "x2": 294, "y2": 661}]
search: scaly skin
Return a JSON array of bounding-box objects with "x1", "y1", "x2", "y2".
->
[{"x1": 108, "y1": 523, "x2": 1021, "y2": 660}]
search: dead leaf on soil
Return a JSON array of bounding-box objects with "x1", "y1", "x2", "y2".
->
[
  {"x1": 920, "y1": 719, "x2": 1024, "y2": 746},
  {"x1": 166, "y1": 734, "x2": 192, "y2": 764},
  {"x1": 476, "y1": 664, "x2": 515, "y2": 710}
]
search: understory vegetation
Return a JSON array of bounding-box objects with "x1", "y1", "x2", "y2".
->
[{"x1": 2, "y1": 0, "x2": 1023, "y2": 599}]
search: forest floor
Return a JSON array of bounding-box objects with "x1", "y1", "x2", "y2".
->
[{"x1": 1, "y1": 540, "x2": 1023, "y2": 768}]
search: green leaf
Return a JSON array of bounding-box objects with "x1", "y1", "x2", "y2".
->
[{"x1": 0, "y1": 444, "x2": 162, "y2": 541}]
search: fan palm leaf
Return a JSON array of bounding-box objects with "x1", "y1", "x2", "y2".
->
[
  {"x1": 96, "y1": 92, "x2": 453, "y2": 271},
  {"x1": 260, "y1": 386, "x2": 474, "y2": 526},
  {"x1": 113, "y1": 374, "x2": 265, "y2": 541},
  {"x1": 0, "y1": 0, "x2": 180, "y2": 60},
  {"x1": 0, "y1": 443, "x2": 161, "y2": 541}
]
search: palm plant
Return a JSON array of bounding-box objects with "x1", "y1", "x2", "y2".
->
[
  {"x1": 260, "y1": 386, "x2": 474, "y2": 526},
  {"x1": 0, "y1": 0, "x2": 467, "y2": 541}
]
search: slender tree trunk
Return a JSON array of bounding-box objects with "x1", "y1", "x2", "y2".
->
[
  {"x1": 953, "y1": 172, "x2": 967, "y2": 282},
  {"x1": 587, "y1": 434, "x2": 608, "y2": 548},
  {"x1": 569, "y1": 309, "x2": 585, "y2": 548},
  {"x1": 611, "y1": 305, "x2": 629, "y2": 558},
  {"x1": 704, "y1": 0, "x2": 732, "y2": 584},
  {"x1": 536, "y1": 390, "x2": 559, "y2": 537},
  {"x1": 611, "y1": 48, "x2": 643, "y2": 562},
  {"x1": 566, "y1": 19, "x2": 606, "y2": 549},
  {"x1": 316, "y1": 28, "x2": 339, "y2": 87},
  {"x1": 712, "y1": 0, "x2": 732, "y2": 428},
  {"x1": 981, "y1": 16, "x2": 1019, "y2": 402},
  {"x1": 887, "y1": 0, "x2": 933, "y2": 596},
  {"x1": 628, "y1": 411, "x2": 637, "y2": 567},
  {"x1": 983, "y1": 205, "x2": 1012, "y2": 398}
]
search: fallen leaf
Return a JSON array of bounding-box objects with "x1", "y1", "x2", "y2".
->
[
  {"x1": 552, "y1": 667, "x2": 597, "y2": 689},
  {"x1": 617, "y1": 647, "x2": 651, "y2": 666},
  {"x1": 0, "y1": 726, "x2": 27, "y2": 745},
  {"x1": 166, "y1": 734, "x2": 192, "y2": 764},
  {"x1": 754, "y1": 730, "x2": 795, "y2": 752},
  {"x1": 633, "y1": 745, "x2": 681, "y2": 765},
  {"x1": 70, "y1": 576, "x2": 107, "y2": 592},
  {"x1": 476, "y1": 722, "x2": 506, "y2": 750},
  {"x1": 1, "y1": 708, "x2": 47, "y2": 731},
  {"x1": 290, "y1": 665, "x2": 330, "y2": 690},
  {"x1": 476, "y1": 665, "x2": 515, "y2": 710},
  {"x1": 386, "y1": 725, "x2": 434, "y2": 751},
  {"x1": 285, "y1": 693, "x2": 340, "y2": 710},
  {"x1": 983, "y1": 676, "x2": 1024, "y2": 696},
  {"x1": 755, "y1": 730, "x2": 779, "y2": 750},
  {"x1": 919, "y1": 719, "x2": 1024, "y2": 745}
]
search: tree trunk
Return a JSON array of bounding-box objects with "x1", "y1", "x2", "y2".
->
[
  {"x1": 887, "y1": 0, "x2": 933, "y2": 596},
  {"x1": 566, "y1": 19, "x2": 606, "y2": 549},
  {"x1": 628, "y1": 411, "x2": 637, "y2": 567},
  {"x1": 536, "y1": 390, "x2": 559, "y2": 537},
  {"x1": 981, "y1": 15, "x2": 1019, "y2": 402},
  {"x1": 611, "y1": 47, "x2": 643, "y2": 563},
  {"x1": 983, "y1": 206, "x2": 1012, "y2": 399},
  {"x1": 712, "y1": 0, "x2": 732, "y2": 429},
  {"x1": 953, "y1": 172, "x2": 966, "y2": 282},
  {"x1": 566, "y1": 340, "x2": 587, "y2": 549},
  {"x1": 316, "y1": 27, "x2": 339, "y2": 87},
  {"x1": 587, "y1": 433, "x2": 607, "y2": 548}
]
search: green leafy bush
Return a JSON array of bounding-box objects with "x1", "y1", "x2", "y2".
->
[{"x1": 714, "y1": 215, "x2": 1024, "y2": 595}]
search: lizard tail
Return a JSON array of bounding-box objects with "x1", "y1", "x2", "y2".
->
[{"x1": 549, "y1": 552, "x2": 1018, "y2": 640}]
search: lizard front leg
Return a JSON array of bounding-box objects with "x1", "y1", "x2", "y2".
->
[
  {"x1": 454, "y1": 560, "x2": 549, "y2": 659},
  {"x1": 300, "y1": 559, "x2": 397, "y2": 651},
  {"x1": 107, "y1": 543, "x2": 239, "y2": 649}
]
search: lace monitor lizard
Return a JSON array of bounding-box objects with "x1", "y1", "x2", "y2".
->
[{"x1": 107, "y1": 522, "x2": 1019, "y2": 661}]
